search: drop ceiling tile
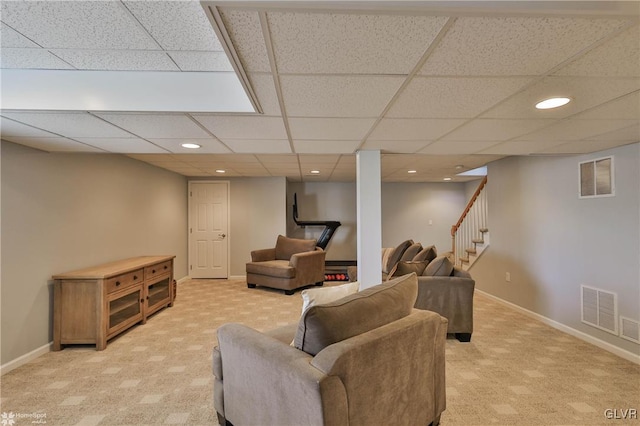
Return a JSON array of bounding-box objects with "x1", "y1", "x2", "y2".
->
[
  {"x1": 281, "y1": 75, "x2": 404, "y2": 117},
  {"x1": 1, "y1": 117, "x2": 58, "y2": 137},
  {"x1": 0, "y1": 1, "x2": 157, "y2": 49},
  {"x1": 369, "y1": 118, "x2": 467, "y2": 140},
  {"x1": 299, "y1": 154, "x2": 341, "y2": 165},
  {"x1": 516, "y1": 119, "x2": 637, "y2": 142},
  {"x1": 219, "y1": 9, "x2": 271, "y2": 72},
  {"x1": 585, "y1": 123, "x2": 639, "y2": 142},
  {"x1": 293, "y1": 140, "x2": 360, "y2": 154},
  {"x1": 94, "y1": 113, "x2": 211, "y2": 138},
  {"x1": 267, "y1": 12, "x2": 447, "y2": 74},
  {"x1": 479, "y1": 139, "x2": 573, "y2": 155},
  {"x1": 248, "y1": 73, "x2": 281, "y2": 115},
  {"x1": 127, "y1": 153, "x2": 176, "y2": 162},
  {"x1": 441, "y1": 119, "x2": 556, "y2": 142},
  {"x1": 536, "y1": 139, "x2": 635, "y2": 155},
  {"x1": 289, "y1": 118, "x2": 375, "y2": 140},
  {"x1": 192, "y1": 115, "x2": 287, "y2": 139},
  {"x1": 123, "y1": 1, "x2": 222, "y2": 51},
  {"x1": 169, "y1": 51, "x2": 233, "y2": 72},
  {"x1": 71, "y1": 137, "x2": 168, "y2": 153},
  {"x1": 360, "y1": 140, "x2": 429, "y2": 153},
  {"x1": 420, "y1": 16, "x2": 628, "y2": 76},
  {"x1": 2, "y1": 136, "x2": 104, "y2": 153},
  {"x1": 1, "y1": 23, "x2": 39, "y2": 48},
  {"x1": 419, "y1": 140, "x2": 499, "y2": 155},
  {"x1": 255, "y1": 154, "x2": 297, "y2": 164},
  {"x1": 387, "y1": 77, "x2": 533, "y2": 118},
  {"x1": 146, "y1": 138, "x2": 232, "y2": 154},
  {"x1": 573, "y1": 91, "x2": 640, "y2": 120},
  {"x1": 555, "y1": 25, "x2": 640, "y2": 78},
  {"x1": 0, "y1": 48, "x2": 74, "y2": 69},
  {"x1": 51, "y1": 50, "x2": 178, "y2": 71},
  {"x1": 482, "y1": 76, "x2": 640, "y2": 119},
  {"x1": 1, "y1": 112, "x2": 133, "y2": 138},
  {"x1": 224, "y1": 139, "x2": 291, "y2": 153}
]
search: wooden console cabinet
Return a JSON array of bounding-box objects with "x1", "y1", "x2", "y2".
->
[{"x1": 53, "y1": 255, "x2": 175, "y2": 351}]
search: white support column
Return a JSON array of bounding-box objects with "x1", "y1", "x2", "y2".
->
[{"x1": 356, "y1": 150, "x2": 382, "y2": 289}]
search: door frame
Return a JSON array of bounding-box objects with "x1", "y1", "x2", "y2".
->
[{"x1": 187, "y1": 180, "x2": 231, "y2": 279}]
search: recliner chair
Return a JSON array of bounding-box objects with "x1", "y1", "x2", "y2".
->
[{"x1": 246, "y1": 235, "x2": 326, "y2": 295}]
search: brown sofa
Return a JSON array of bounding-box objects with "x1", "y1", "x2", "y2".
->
[
  {"x1": 213, "y1": 273, "x2": 448, "y2": 426},
  {"x1": 246, "y1": 235, "x2": 326, "y2": 295}
]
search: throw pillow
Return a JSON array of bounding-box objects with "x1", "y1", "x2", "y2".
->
[
  {"x1": 275, "y1": 235, "x2": 317, "y2": 260},
  {"x1": 413, "y1": 245, "x2": 437, "y2": 263},
  {"x1": 422, "y1": 255, "x2": 454, "y2": 277},
  {"x1": 385, "y1": 239, "x2": 413, "y2": 272},
  {"x1": 300, "y1": 281, "x2": 360, "y2": 315},
  {"x1": 388, "y1": 260, "x2": 429, "y2": 278},
  {"x1": 400, "y1": 243, "x2": 423, "y2": 261},
  {"x1": 293, "y1": 273, "x2": 418, "y2": 356}
]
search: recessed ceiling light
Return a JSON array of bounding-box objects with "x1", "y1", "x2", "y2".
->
[
  {"x1": 535, "y1": 97, "x2": 571, "y2": 110},
  {"x1": 455, "y1": 165, "x2": 464, "y2": 170},
  {"x1": 407, "y1": 170, "x2": 417, "y2": 174},
  {"x1": 443, "y1": 177, "x2": 452, "y2": 181},
  {"x1": 310, "y1": 170, "x2": 320, "y2": 174},
  {"x1": 181, "y1": 143, "x2": 201, "y2": 149},
  {"x1": 215, "y1": 169, "x2": 225, "y2": 174}
]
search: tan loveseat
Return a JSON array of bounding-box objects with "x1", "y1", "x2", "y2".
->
[
  {"x1": 246, "y1": 235, "x2": 326, "y2": 295},
  {"x1": 213, "y1": 273, "x2": 448, "y2": 426}
]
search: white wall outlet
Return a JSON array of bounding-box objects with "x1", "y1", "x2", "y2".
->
[
  {"x1": 428, "y1": 219, "x2": 433, "y2": 225},
  {"x1": 506, "y1": 272, "x2": 511, "y2": 282}
]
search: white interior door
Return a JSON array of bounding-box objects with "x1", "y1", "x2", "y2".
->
[{"x1": 189, "y1": 181, "x2": 229, "y2": 278}]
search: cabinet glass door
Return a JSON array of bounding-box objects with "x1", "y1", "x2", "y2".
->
[
  {"x1": 147, "y1": 275, "x2": 170, "y2": 312},
  {"x1": 109, "y1": 288, "x2": 142, "y2": 330}
]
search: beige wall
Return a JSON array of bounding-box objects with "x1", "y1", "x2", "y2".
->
[
  {"x1": 1, "y1": 142, "x2": 188, "y2": 365},
  {"x1": 472, "y1": 143, "x2": 640, "y2": 355}
]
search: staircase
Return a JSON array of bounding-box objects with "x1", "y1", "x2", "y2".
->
[{"x1": 451, "y1": 176, "x2": 489, "y2": 270}]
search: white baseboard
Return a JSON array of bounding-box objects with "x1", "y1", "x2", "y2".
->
[
  {"x1": 1, "y1": 342, "x2": 52, "y2": 376},
  {"x1": 176, "y1": 276, "x2": 190, "y2": 284},
  {"x1": 476, "y1": 289, "x2": 640, "y2": 365}
]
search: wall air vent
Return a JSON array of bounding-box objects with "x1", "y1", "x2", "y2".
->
[
  {"x1": 579, "y1": 156, "x2": 614, "y2": 198},
  {"x1": 620, "y1": 316, "x2": 640, "y2": 344},
  {"x1": 581, "y1": 285, "x2": 618, "y2": 335}
]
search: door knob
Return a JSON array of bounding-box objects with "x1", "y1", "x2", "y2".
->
[{"x1": 219, "y1": 233, "x2": 226, "y2": 239}]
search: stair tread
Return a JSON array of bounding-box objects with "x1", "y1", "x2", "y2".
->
[
  {"x1": 479, "y1": 228, "x2": 489, "y2": 233},
  {"x1": 472, "y1": 239, "x2": 484, "y2": 244},
  {"x1": 465, "y1": 248, "x2": 477, "y2": 254},
  {"x1": 459, "y1": 256, "x2": 470, "y2": 263}
]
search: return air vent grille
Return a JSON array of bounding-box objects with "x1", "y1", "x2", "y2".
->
[
  {"x1": 620, "y1": 317, "x2": 640, "y2": 343},
  {"x1": 581, "y1": 285, "x2": 618, "y2": 335}
]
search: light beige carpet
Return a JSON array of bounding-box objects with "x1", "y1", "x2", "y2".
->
[{"x1": 1, "y1": 278, "x2": 638, "y2": 425}]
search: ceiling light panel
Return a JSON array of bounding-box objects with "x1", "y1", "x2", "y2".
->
[
  {"x1": 419, "y1": 16, "x2": 628, "y2": 76},
  {"x1": 368, "y1": 118, "x2": 467, "y2": 140},
  {"x1": 94, "y1": 113, "x2": 211, "y2": 139},
  {"x1": 554, "y1": 25, "x2": 640, "y2": 78},
  {"x1": 483, "y1": 76, "x2": 640, "y2": 119},
  {"x1": 267, "y1": 12, "x2": 448, "y2": 74},
  {"x1": 0, "y1": 48, "x2": 74, "y2": 69},
  {"x1": 218, "y1": 8, "x2": 271, "y2": 73},
  {"x1": 387, "y1": 77, "x2": 533, "y2": 118},
  {"x1": 289, "y1": 118, "x2": 376, "y2": 140},
  {"x1": 192, "y1": 115, "x2": 287, "y2": 139},
  {"x1": 0, "y1": 1, "x2": 158, "y2": 49},
  {"x1": 124, "y1": 1, "x2": 223, "y2": 51},
  {"x1": 50, "y1": 50, "x2": 179, "y2": 71},
  {"x1": 280, "y1": 75, "x2": 404, "y2": 117},
  {"x1": 293, "y1": 140, "x2": 361, "y2": 154},
  {"x1": 168, "y1": 51, "x2": 234, "y2": 72},
  {"x1": 1, "y1": 111, "x2": 133, "y2": 138}
]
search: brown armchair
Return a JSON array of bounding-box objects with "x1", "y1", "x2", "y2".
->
[{"x1": 246, "y1": 235, "x2": 326, "y2": 295}]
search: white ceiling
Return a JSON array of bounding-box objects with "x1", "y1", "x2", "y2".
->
[{"x1": 1, "y1": 1, "x2": 639, "y2": 182}]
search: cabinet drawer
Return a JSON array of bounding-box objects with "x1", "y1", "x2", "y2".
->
[
  {"x1": 106, "y1": 269, "x2": 143, "y2": 294},
  {"x1": 145, "y1": 261, "x2": 172, "y2": 280}
]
